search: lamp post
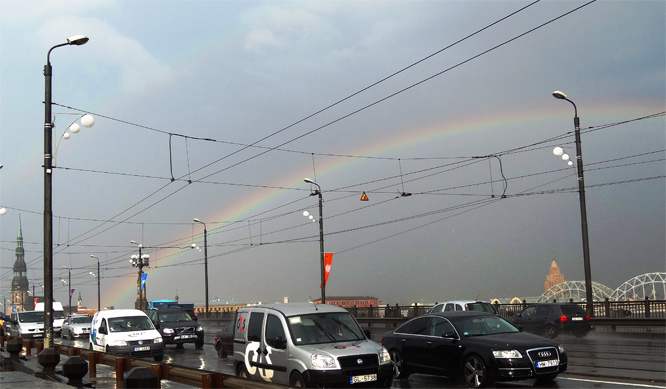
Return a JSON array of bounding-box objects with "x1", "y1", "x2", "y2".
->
[
  {"x1": 193, "y1": 218, "x2": 209, "y2": 317},
  {"x1": 552, "y1": 90, "x2": 594, "y2": 317},
  {"x1": 130, "y1": 241, "x2": 150, "y2": 311},
  {"x1": 62, "y1": 266, "x2": 72, "y2": 314},
  {"x1": 43, "y1": 34, "x2": 89, "y2": 348},
  {"x1": 304, "y1": 178, "x2": 326, "y2": 304},
  {"x1": 90, "y1": 255, "x2": 101, "y2": 311}
]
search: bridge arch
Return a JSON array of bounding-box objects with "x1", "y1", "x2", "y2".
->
[
  {"x1": 537, "y1": 281, "x2": 613, "y2": 303},
  {"x1": 610, "y1": 272, "x2": 666, "y2": 301}
]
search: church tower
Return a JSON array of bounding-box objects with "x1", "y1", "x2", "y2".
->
[{"x1": 11, "y1": 215, "x2": 30, "y2": 312}]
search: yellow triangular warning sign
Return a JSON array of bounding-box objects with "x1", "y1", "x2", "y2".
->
[{"x1": 360, "y1": 192, "x2": 369, "y2": 201}]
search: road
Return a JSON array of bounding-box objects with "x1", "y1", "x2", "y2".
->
[{"x1": 59, "y1": 325, "x2": 665, "y2": 388}]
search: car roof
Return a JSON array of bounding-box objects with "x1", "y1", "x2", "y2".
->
[
  {"x1": 150, "y1": 307, "x2": 185, "y2": 312},
  {"x1": 238, "y1": 303, "x2": 347, "y2": 316},
  {"x1": 435, "y1": 300, "x2": 492, "y2": 304},
  {"x1": 427, "y1": 311, "x2": 495, "y2": 318},
  {"x1": 95, "y1": 309, "x2": 148, "y2": 318}
]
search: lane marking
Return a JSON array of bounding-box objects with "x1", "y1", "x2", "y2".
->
[{"x1": 562, "y1": 377, "x2": 666, "y2": 388}]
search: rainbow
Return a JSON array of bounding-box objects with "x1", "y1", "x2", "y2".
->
[{"x1": 104, "y1": 100, "x2": 664, "y2": 307}]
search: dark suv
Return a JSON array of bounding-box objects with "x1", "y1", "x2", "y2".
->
[
  {"x1": 147, "y1": 307, "x2": 204, "y2": 348},
  {"x1": 511, "y1": 303, "x2": 590, "y2": 339}
]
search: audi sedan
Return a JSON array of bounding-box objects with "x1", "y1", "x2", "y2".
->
[{"x1": 381, "y1": 311, "x2": 567, "y2": 388}]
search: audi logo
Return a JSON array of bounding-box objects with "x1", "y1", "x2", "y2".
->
[
  {"x1": 357, "y1": 359, "x2": 364, "y2": 365},
  {"x1": 538, "y1": 351, "x2": 552, "y2": 358}
]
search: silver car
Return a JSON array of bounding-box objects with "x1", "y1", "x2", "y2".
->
[{"x1": 62, "y1": 314, "x2": 92, "y2": 339}]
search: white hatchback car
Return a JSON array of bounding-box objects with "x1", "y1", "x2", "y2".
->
[{"x1": 427, "y1": 300, "x2": 497, "y2": 314}]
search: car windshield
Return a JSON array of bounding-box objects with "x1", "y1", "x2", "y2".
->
[
  {"x1": 450, "y1": 315, "x2": 519, "y2": 337},
  {"x1": 71, "y1": 316, "x2": 92, "y2": 324},
  {"x1": 158, "y1": 311, "x2": 192, "y2": 322},
  {"x1": 466, "y1": 303, "x2": 496, "y2": 314},
  {"x1": 287, "y1": 312, "x2": 365, "y2": 345},
  {"x1": 18, "y1": 311, "x2": 44, "y2": 323},
  {"x1": 108, "y1": 316, "x2": 154, "y2": 332}
]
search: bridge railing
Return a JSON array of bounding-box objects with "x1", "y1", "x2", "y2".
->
[{"x1": 343, "y1": 299, "x2": 666, "y2": 320}]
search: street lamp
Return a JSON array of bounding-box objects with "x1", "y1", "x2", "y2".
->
[
  {"x1": 90, "y1": 255, "x2": 101, "y2": 311},
  {"x1": 62, "y1": 266, "x2": 72, "y2": 314},
  {"x1": 43, "y1": 34, "x2": 89, "y2": 348},
  {"x1": 552, "y1": 90, "x2": 594, "y2": 317},
  {"x1": 193, "y1": 218, "x2": 209, "y2": 317},
  {"x1": 304, "y1": 178, "x2": 326, "y2": 304},
  {"x1": 130, "y1": 241, "x2": 150, "y2": 311}
]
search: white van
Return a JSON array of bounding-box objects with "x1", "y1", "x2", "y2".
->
[
  {"x1": 90, "y1": 309, "x2": 164, "y2": 362},
  {"x1": 34, "y1": 302, "x2": 65, "y2": 337},
  {"x1": 233, "y1": 303, "x2": 393, "y2": 388},
  {"x1": 9, "y1": 310, "x2": 44, "y2": 339}
]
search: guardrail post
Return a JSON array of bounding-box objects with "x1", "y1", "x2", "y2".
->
[
  {"x1": 604, "y1": 298, "x2": 610, "y2": 318},
  {"x1": 645, "y1": 296, "x2": 651, "y2": 318},
  {"x1": 369, "y1": 304, "x2": 374, "y2": 318},
  {"x1": 24, "y1": 339, "x2": 32, "y2": 356},
  {"x1": 151, "y1": 363, "x2": 169, "y2": 381}
]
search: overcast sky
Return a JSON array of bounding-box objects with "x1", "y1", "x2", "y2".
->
[{"x1": 1, "y1": 0, "x2": 664, "y2": 310}]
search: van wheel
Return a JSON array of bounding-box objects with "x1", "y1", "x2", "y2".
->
[
  {"x1": 290, "y1": 371, "x2": 306, "y2": 387},
  {"x1": 237, "y1": 364, "x2": 250, "y2": 379}
]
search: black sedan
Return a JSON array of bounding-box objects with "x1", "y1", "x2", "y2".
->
[
  {"x1": 381, "y1": 311, "x2": 567, "y2": 388},
  {"x1": 510, "y1": 302, "x2": 591, "y2": 339}
]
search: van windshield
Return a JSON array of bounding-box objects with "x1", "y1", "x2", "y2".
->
[
  {"x1": 54, "y1": 311, "x2": 65, "y2": 319},
  {"x1": 108, "y1": 316, "x2": 155, "y2": 332},
  {"x1": 18, "y1": 311, "x2": 44, "y2": 323},
  {"x1": 287, "y1": 312, "x2": 365, "y2": 345}
]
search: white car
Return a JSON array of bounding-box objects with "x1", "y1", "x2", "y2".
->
[
  {"x1": 427, "y1": 300, "x2": 497, "y2": 314},
  {"x1": 62, "y1": 314, "x2": 92, "y2": 339}
]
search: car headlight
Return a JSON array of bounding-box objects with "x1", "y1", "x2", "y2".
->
[
  {"x1": 154, "y1": 337, "x2": 163, "y2": 343},
  {"x1": 558, "y1": 344, "x2": 565, "y2": 354},
  {"x1": 162, "y1": 328, "x2": 175, "y2": 335},
  {"x1": 493, "y1": 350, "x2": 523, "y2": 359},
  {"x1": 311, "y1": 354, "x2": 338, "y2": 369},
  {"x1": 107, "y1": 339, "x2": 128, "y2": 346},
  {"x1": 196, "y1": 326, "x2": 204, "y2": 332},
  {"x1": 380, "y1": 346, "x2": 391, "y2": 363},
  {"x1": 73, "y1": 328, "x2": 83, "y2": 334}
]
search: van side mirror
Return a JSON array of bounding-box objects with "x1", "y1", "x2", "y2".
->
[
  {"x1": 99, "y1": 327, "x2": 107, "y2": 335},
  {"x1": 272, "y1": 336, "x2": 287, "y2": 350}
]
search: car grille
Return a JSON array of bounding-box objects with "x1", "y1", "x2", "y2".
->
[
  {"x1": 175, "y1": 326, "x2": 196, "y2": 334},
  {"x1": 338, "y1": 354, "x2": 379, "y2": 375},
  {"x1": 526, "y1": 347, "x2": 560, "y2": 374},
  {"x1": 126, "y1": 339, "x2": 158, "y2": 346}
]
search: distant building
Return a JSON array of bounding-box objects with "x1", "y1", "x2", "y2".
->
[
  {"x1": 10, "y1": 215, "x2": 30, "y2": 312},
  {"x1": 315, "y1": 296, "x2": 381, "y2": 308},
  {"x1": 544, "y1": 260, "x2": 565, "y2": 292}
]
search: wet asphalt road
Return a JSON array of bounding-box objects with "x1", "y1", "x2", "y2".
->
[{"x1": 59, "y1": 323, "x2": 665, "y2": 388}]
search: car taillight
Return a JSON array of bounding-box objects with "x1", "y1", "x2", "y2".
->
[
  {"x1": 559, "y1": 315, "x2": 568, "y2": 322},
  {"x1": 585, "y1": 315, "x2": 590, "y2": 321}
]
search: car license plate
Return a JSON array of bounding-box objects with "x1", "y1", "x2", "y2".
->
[
  {"x1": 571, "y1": 317, "x2": 583, "y2": 321},
  {"x1": 536, "y1": 360, "x2": 558, "y2": 368},
  {"x1": 350, "y1": 374, "x2": 377, "y2": 384},
  {"x1": 134, "y1": 346, "x2": 150, "y2": 352},
  {"x1": 175, "y1": 335, "x2": 196, "y2": 340}
]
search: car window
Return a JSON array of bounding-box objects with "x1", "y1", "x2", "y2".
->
[
  {"x1": 466, "y1": 303, "x2": 496, "y2": 314},
  {"x1": 444, "y1": 303, "x2": 455, "y2": 312},
  {"x1": 265, "y1": 314, "x2": 286, "y2": 349},
  {"x1": 247, "y1": 312, "x2": 264, "y2": 342},
  {"x1": 108, "y1": 316, "x2": 154, "y2": 332},
  {"x1": 429, "y1": 317, "x2": 455, "y2": 337},
  {"x1": 431, "y1": 304, "x2": 444, "y2": 313},
  {"x1": 158, "y1": 311, "x2": 191, "y2": 322},
  {"x1": 535, "y1": 305, "x2": 550, "y2": 316},
  {"x1": 521, "y1": 306, "x2": 536, "y2": 317},
  {"x1": 406, "y1": 317, "x2": 429, "y2": 335},
  {"x1": 72, "y1": 316, "x2": 91, "y2": 324},
  {"x1": 561, "y1": 305, "x2": 585, "y2": 315},
  {"x1": 452, "y1": 315, "x2": 519, "y2": 337}
]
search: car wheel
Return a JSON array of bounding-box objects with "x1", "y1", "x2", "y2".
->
[
  {"x1": 154, "y1": 354, "x2": 164, "y2": 362},
  {"x1": 290, "y1": 371, "x2": 306, "y2": 387},
  {"x1": 390, "y1": 350, "x2": 410, "y2": 379},
  {"x1": 215, "y1": 342, "x2": 224, "y2": 358},
  {"x1": 237, "y1": 364, "x2": 250, "y2": 379},
  {"x1": 463, "y1": 355, "x2": 489, "y2": 388},
  {"x1": 544, "y1": 324, "x2": 558, "y2": 339},
  {"x1": 195, "y1": 340, "x2": 204, "y2": 349}
]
